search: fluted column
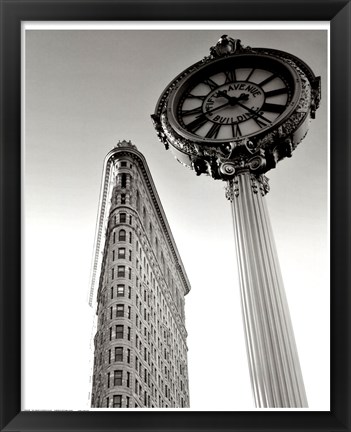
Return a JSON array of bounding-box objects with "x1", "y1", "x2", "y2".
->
[{"x1": 226, "y1": 171, "x2": 308, "y2": 408}]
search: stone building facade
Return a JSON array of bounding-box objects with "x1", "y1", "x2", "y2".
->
[{"x1": 90, "y1": 140, "x2": 191, "y2": 408}]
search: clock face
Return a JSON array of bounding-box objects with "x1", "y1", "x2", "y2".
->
[{"x1": 167, "y1": 54, "x2": 299, "y2": 143}]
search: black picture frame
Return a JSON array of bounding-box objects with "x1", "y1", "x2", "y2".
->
[{"x1": 1, "y1": 1, "x2": 350, "y2": 431}]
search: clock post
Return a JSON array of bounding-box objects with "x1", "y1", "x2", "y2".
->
[{"x1": 152, "y1": 35, "x2": 321, "y2": 408}]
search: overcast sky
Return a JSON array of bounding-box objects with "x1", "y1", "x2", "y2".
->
[{"x1": 23, "y1": 24, "x2": 329, "y2": 411}]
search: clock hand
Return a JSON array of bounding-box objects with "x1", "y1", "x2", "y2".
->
[
  {"x1": 217, "y1": 90, "x2": 231, "y2": 101},
  {"x1": 185, "y1": 101, "x2": 231, "y2": 131},
  {"x1": 186, "y1": 94, "x2": 254, "y2": 132},
  {"x1": 203, "y1": 100, "x2": 231, "y2": 115},
  {"x1": 217, "y1": 91, "x2": 249, "y2": 105},
  {"x1": 235, "y1": 100, "x2": 272, "y2": 123}
]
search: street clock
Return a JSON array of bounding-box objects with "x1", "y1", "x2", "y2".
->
[{"x1": 152, "y1": 35, "x2": 321, "y2": 180}]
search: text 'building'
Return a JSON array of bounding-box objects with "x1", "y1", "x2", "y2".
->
[{"x1": 89, "y1": 140, "x2": 191, "y2": 408}]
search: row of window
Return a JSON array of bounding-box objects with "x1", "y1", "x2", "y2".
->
[
  {"x1": 92, "y1": 392, "x2": 185, "y2": 409},
  {"x1": 101, "y1": 282, "x2": 187, "y2": 371},
  {"x1": 111, "y1": 265, "x2": 132, "y2": 280},
  {"x1": 92, "y1": 394, "x2": 128, "y2": 408},
  {"x1": 112, "y1": 247, "x2": 132, "y2": 261},
  {"x1": 110, "y1": 325, "x2": 131, "y2": 341},
  {"x1": 112, "y1": 229, "x2": 132, "y2": 244},
  {"x1": 115, "y1": 178, "x2": 184, "y2": 320},
  {"x1": 114, "y1": 212, "x2": 132, "y2": 225},
  {"x1": 107, "y1": 370, "x2": 130, "y2": 388},
  {"x1": 111, "y1": 284, "x2": 131, "y2": 299},
  {"x1": 108, "y1": 346, "x2": 130, "y2": 363}
]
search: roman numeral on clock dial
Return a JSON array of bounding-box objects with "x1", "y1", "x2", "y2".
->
[
  {"x1": 186, "y1": 93, "x2": 206, "y2": 100},
  {"x1": 224, "y1": 70, "x2": 236, "y2": 83},
  {"x1": 258, "y1": 73, "x2": 277, "y2": 87},
  {"x1": 261, "y1": 102, "x2": 286, "y2": 114},
  {"x1": 186, "y1": 114, "x2": 209, "y2": 133},
  {"x1": 245, "y1": 68, "x2": 255, "y2": 81},
  {"x1": 232, "y1": 123, "x2": 242, "y2": 138},
  {"x1": 264, "y1": 88, "x2": 288, "y2": 98},
  {"x1": 181, "y1": 106, "x2": 203, "y2": 117},
  {"x1": 205, "y1": 123, "x2": 221, "y2": 139},
  {"x1": 203, "y1": 78, "x2": 218, "y2": 90},
  {"x1": 254, "y1": 115, "x2": 272, "y2": 128}
]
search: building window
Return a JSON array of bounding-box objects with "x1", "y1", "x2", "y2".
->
[
  {"x1": 106, "y1": 397, "x2": 109, "y2": 408},
  {"x1": 120, "y1": 213, "x2": 126, "y2": 223},
  {"x1": 107, "y1": 372, "x2": 110, "y2": 388},
  {"x1": 127, "y1": 372, "x2": 130, "y2": 387},
  {"x1": 121, "y1": 194, "x2": 126, "y2": 204},
  {"x1": 128, "y1": 267, "x2": 132, "y2": 280},
  {"x1": 127, "y1": 327, "x2": 131, "y2": 341},
  {"x1": 116, "y1": 304, "x2": 124, "y2": 317},
  {"x1": 108, "y1": 349, "x2": 111, "y2": 364},
  {"x1": 112, "y1": 250, "x2": 115, "y2": 261},
  {"x1": 113, "y1": 395, "x2": 122, "y2": 408},
  {"x1": 128, "y1": 286, "x2": 131, "y2": 299},
  {"x1": 143, "y1": 207, "x2": 147, "y2": 227},
  {"x1": 115, "y1": 347, "x2": 123, "y2": 361},
  {"x1": 136, "y1": 190, "x2": 140, "y2": 212},
  {"x1": 128, "y1": 250, "x2": 132, "y2": 261},
  {"x1": 121, "y1": 161, "x2": 127, "y2": 167},
  {"x1": 114, "y1": 370, "x2": 122, "y2": 386},
  {"x1": 111, "y1": 268, "x2": 114, "y2": 280},
  {"x1": 118, "y1": 248, "x2": 126, "y2": 259},
  {"x1": 117, "y1": 266, "x2": 125, "y2": 278},
  {"x1": 129, "y1": 215, "x2": 132, "y2": 225},
  {"x1": 116, "y1": 325, "x2": 124, "y2": 339},
  {"x1": 126, "y1": 396, "x2": 130, "y2": 408},
  {"x1": 121, "y1": 173, "x2": 127, "y2": 188},
  {"x1": 117, "y1": 284, "x2": 125, "y2": 297},
  {"x1": 111, "y1": 287, "x2": 114, "y2": 299},
  {"x1": 113, "y1": 232, "x2": 116, "y2": 244},
  {"x1": 119, "y1": 229, "x2": 126, "y2": 241},
  {"x1": 127, "y1": 306, "x2": 131, "y2": 319},
  {"x1": 109, "y1": 327, "x2": 112, "y2": 341},
  {"x1": 127, "y1": 348, "x2": 131, "y2": 364},
  {"x1": 161, "y1": 253, "x2": 165, "y2": 275},
  {"x1": 129, "y1": 232, "x2": 132, "y2": 244}
]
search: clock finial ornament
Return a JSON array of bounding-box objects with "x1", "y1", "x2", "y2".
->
[{"x1": 210, "y1": 35, "x2": 244, "y2": 57}]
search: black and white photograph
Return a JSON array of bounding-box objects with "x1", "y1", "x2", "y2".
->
[{"x1": 22, "y1": 23, "x2": 330, "y2": 412}]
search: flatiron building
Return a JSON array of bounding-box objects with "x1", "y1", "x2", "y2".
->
[{"x1": 89, "y1": 140, "x2": 191, "y2": 408}]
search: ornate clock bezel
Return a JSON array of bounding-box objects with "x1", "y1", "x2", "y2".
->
[
  {"x1": 165, "y1": 53, "x2": 302, "y2": 146},
  {"x1": 152, "y1": 37, "x2": 321, "y2": 179}
]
